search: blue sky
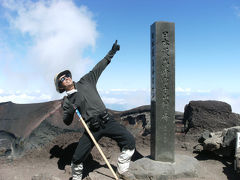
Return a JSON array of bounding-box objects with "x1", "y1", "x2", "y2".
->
[{"x1": 0, "y1": 0, "x2": 240, "y2": 113}]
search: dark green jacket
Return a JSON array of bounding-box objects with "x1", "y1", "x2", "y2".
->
[{"x1": 62, "y1": 50, "x2": 116, "y2": 126}]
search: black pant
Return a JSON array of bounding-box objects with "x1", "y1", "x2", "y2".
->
[{"x1": 72, "y1": 116, "x2": 135, "y2": 164}]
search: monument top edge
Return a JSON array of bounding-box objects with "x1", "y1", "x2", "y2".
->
[{"x1": 151, "y1": 21, "x2": 175, "y2": 25}]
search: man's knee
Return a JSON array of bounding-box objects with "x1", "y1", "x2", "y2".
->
[
  {"x1": 72, "y1": 140, "x2": 93, "y2": 164},
  {"x1": 128, "y1": 133, "x2": 136, "y2": 149},
  {"x1": 122, "y1": 131, "x2": 135, "y2": 150}
]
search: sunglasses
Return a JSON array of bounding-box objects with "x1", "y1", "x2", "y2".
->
[{"x1": 59, "y1": 73, "x2": 71, "y2": 84}]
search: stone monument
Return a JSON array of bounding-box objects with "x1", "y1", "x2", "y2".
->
[
  {"x1": 150, "y1": 21, "x2": 175, "y2": 162},
  {"x1": 127, "y1": 21, "x2": 200, "y2": 180}
]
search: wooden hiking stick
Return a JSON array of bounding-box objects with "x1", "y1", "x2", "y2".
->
[{"x1": 74, "y1": 108, "x2": 119, "y2": 180}]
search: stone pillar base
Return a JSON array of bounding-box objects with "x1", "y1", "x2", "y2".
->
[{"x1": 129, "y1": 154, "x2": 200, "y2": 180}]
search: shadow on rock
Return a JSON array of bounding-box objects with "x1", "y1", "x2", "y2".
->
[
  {"x1": 194, "y1": 151, "x2": 240, "y2": 180},
  {"x1": 131, "y1": 149, "x2": 144, "y2": 161},
  {"x1": 49, "y1": 142, "x2": 117, "y2": 179},
  {"x1": 49, "y1": 143, "x2": 78, "y2": 170}
]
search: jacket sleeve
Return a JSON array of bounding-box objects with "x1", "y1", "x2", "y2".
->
[
  {"x1": 81, "y1": 49, "x2": 116, "y2": 85},
  {"x1": 62, "y1": 97, "x2": 75, "y2": 126}
]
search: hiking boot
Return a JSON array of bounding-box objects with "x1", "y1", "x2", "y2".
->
[
  {"x1": 116, "y1": 171, "x2": 136, "y2": 180},
  {"x1": 71, "y1": 162, "x2": 83, "y2": 180}
]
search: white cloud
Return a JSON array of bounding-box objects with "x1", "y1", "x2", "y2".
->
[
  {"x1": 176, "y1": 87, "x2": 191, "y2": 93},
  {"x1": 176, "y1": 87, "x2": 210, "y2": 94},
  {"x1": 110, "y1": 89, "x2": 138, "y2": 92},
  {"x1": 0, "y1": 0, "x2": 98, "y2": 97},
  {"x1": 175, "y1": 87, "x2": 192, "y2": 95},
  {"x1": 0, "y1": 90, "x2": 52, "y2": 104},
  {"x1": 101, "y1": 97, "x2": 126, "y2": 105},
  {"x1": 196, "y1": 89, "x2": 211, "y2": 93},
  {"x1": 99, "y1": 88, "x2": 150, "y2": 95}
]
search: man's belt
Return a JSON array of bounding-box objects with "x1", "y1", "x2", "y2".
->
[{"x1": 86, "y1": 110, "x2": 110, "y2": 131}]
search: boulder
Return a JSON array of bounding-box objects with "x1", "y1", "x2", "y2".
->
[
  {"x1": 203, "y1": 133, "x2": 222, "y2": 151},
  {"x1": 196, "y1": 126, "x2": 240, "y2": 157},
  {"x1": 198, "y1": 130, "x2": 211, "y2": 143},
  {"x1": 222, "y1": 126, "x2": 240, "y2": 147},
  {"x1": 183, "y1": 100, "x2": 240, "y2": 133}
]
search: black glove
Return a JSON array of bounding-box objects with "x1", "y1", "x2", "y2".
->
[
  {"x1": 111, "y1": 40, "x2": 120, "y2": 52},
  {"x1": 62, "y1": 97, "x2": 75, "y2": 114}
]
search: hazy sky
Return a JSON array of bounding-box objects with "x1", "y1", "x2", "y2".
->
[{"x1": 0, "y1": 0, "x2": 240, "y2": 113}]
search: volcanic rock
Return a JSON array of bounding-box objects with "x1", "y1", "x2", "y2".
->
[
  {"x1": 195, "y1": 126, "x2": 240, "y2": 157},
  {"x1": 183, "y1": 100, "x2": 240, "y2": 133},
  {"x1": 0, "y1": 100, "x2": 82, "y2": 158}
]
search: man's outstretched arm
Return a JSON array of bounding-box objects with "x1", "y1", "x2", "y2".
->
[{"x1": 81, "y1": 40, "x2": 120, "y2": 85}]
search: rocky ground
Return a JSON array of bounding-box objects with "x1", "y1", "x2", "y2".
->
[
  {"x1": 1, "y1": 101, "x2": 240, "y2": 180},
  {"x1": 1, "y1": 131, "x2": 240, "y2": 180}
]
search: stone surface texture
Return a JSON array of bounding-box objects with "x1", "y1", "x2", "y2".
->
[{"x1": 129, "y1": 154, "x2": 200, "y2": 180}]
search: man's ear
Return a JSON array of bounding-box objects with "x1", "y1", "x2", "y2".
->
[{"x1": 58, "y1": 83, "x2": 66, "y2": 93}]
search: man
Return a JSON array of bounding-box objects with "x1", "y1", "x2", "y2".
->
[{"x1": 54, "y1": 40, "x2": 136, "y2": 180}]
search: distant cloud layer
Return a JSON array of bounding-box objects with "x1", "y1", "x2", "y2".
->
[
  {"x1": 100, "y1": 88, "x2": 240, "y2": 114},
  {"x1": 0, "y1": 0, "x2": 98, "y2": 96},
  {"x1": 1, "y1": 86, "x2": 240, "y2": 114},
  {"x1": 0, "y1": 89, "x2": 51, "y2": 103},
  {"x1": 99, "y1": 89, "x2": 150, "y2": 110}
]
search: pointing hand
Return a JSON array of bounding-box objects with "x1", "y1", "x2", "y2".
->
[{"x1": 111, "y1": 40, "x2": 120, "y2": 52}]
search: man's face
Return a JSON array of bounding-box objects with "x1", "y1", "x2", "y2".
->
[{"x1": 59, "y1": 74, "x2": 73, "y2": 90}]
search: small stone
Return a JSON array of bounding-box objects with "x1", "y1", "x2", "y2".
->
[
  {"x1": 198, "y1": 130, "x2": 210, "y2": 143},
  {"x1": 193, "y1": 144, "x2": 203, "y2": 152},
  {"x1": 203, "y1": 138, "x2": 221, "y2": 151}
]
